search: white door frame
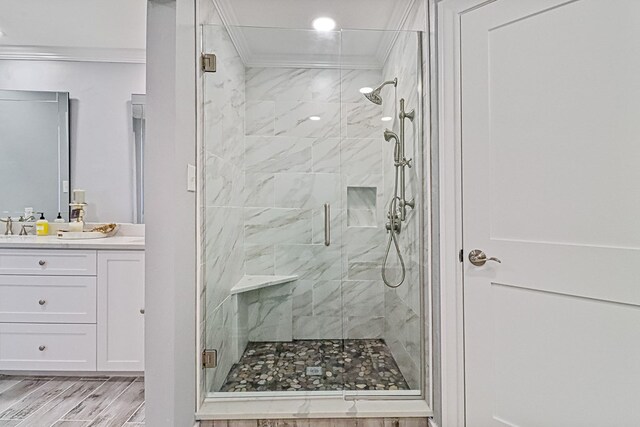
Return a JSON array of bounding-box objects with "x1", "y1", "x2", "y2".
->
[{"x1": 435, "y1": 0, "x2": 496, "y2": 425}]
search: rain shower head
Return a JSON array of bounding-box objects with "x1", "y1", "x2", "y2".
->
[{"x1": 363, "y1": 78, "x2": 398, "y2": 105}]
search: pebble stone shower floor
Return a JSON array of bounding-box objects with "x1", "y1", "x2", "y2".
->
[{"x1": 221, "y1": 339, "x2": 410, "y2": 392}]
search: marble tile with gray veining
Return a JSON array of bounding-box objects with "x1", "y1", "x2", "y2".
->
[
  {"x1": 246, "y1": 68, "x2": 314, "y2": 102},
  {"x1": 243, "y1": 173, "x2": 275, "y2": 207},
  {"x1": 247, "y1": 283, "x2": 293, "y2": 342},
  {"x1": 347, "y1": 186, "x2": 377, "y2": 210},
  {"x1": 274, "y1": 173, "x2": 341, "y2": 209},
  {"x1": 345, "y1": 316, "x2": 384, "y2": 339},
  {"x1": 245, "y1": 136, "x2": 312, "y2": 174},
  {"x1": 245, "y1": 244, "x2": 275, "y2": 275},
  {"x1": 312, "y1": 280, "x2": 342, "y2": 317},
  {"x1": 244, "y1": 208, "x2": 312, "y2": 245},
  {"x1": 292, "y1": 280, "x2": 313, "y2": 318},
  {"x1": 246, "y1": 68, "x2": 341, "y2": 104},
  {"x1": 346, "y1": 103, "x2": 384, "y2": 139},
  {"x1": 205, "y1": 206, "x2": 245, "y2": 309},
  {"x1": 311, "y1": 137, "x2": 341, "y2": 173},
  {"x1": 293, "y1": 315, "x2": 343, "y2": 340},
  {"x1": 341, "y1": 138, "x2": 383, "y2": 176},
  {"x1": 341, "y1": 280, "x2": 384, "y2": 317},
  {"x1": 347, "y1": 209, "x2": 377, "y2": 228},
  {"x1": 245, "y1": 101, "x2": 275, "y2": 136},
  {"x1": 275, "y1": 102, "x2": 340, "y2": 138},
  {"x1": 206, "y1": 152, "x2": 244, "y2": 207},
  {"x1": 275, "y1": 244, "x2": 341, "y2": 281}
]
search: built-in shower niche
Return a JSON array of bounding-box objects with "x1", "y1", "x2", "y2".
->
[{"x1": 347, "y1": 186, "x2": 377, "y2": 227}]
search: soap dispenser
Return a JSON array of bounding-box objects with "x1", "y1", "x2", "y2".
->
[
  {"x1": 54, "y1": 212, "x2": 65, "y2": 223},
  {"x1": 36, "y1": 213, "x2": 49, "y2": 236}
]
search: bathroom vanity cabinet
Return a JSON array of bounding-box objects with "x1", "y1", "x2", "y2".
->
[{"x1": 0, "y1": 242, "x2": 144, "y2": 373}]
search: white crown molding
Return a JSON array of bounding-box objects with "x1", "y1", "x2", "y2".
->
[
  {"x1": 211, "y1": 0, "x2": 416, "y2": 69},
  {"x1": 0, "y1": 45, "x2": 146, "y2": 64},
  {"x1": 374, "y1": 0, "x2": 419, "y2": 65},
  {"x1": 243, "y1": 54, "x2": 383, "y2": 70},
  {"x1": 210, "y1": 0, "x2": 253, "y2": 65}
]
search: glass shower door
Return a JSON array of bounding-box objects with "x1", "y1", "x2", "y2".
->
[
  {"x1": 200, "y1": 22, "x2": 426, "y2": 400},
  {"x1": 201, "y1": 24, "x2": 346, "y2": 395}
]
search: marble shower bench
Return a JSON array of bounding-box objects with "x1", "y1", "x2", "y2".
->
[{"x1": 230, "y1": 275, "x2": 298, "y2": 295}]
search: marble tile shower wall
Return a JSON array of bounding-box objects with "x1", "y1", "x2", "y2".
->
[
  {"x1": 203, "y1": 22, "x2": 248, "y2": 393},
  {"x1": 381, "y1": 31, "x2": 423, "y2": 390},
  {"x1": 243, "y1": 67, "x2": 390, "y2": 341}
]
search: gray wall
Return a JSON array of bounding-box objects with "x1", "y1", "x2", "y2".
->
[
  {"x1": 0, "y1": 60, "x2": 145, "y2": 223},
  {"x1": 145, "y1": 0, "x2": 196, "y2": 426}
]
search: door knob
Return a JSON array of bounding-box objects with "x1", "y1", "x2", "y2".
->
[{"x1": 469, "y1": 249, "x2": 501, "y2": 266}]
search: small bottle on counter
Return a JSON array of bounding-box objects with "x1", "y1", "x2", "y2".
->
[
  {"x1": 36, "y1": 213, "x2": 49, "y2": 236},
  {"x1": 54, "y1": 212, "x2": 65, "y2": 223}
]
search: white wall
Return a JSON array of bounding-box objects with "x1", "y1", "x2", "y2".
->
[
  {"x1": 145, "y1": 0, "x2": 197, "y2": 425},
  {"x1": 0, "y1": 60, "x2": 146, "y2": 223}
]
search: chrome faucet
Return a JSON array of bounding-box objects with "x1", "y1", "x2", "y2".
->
[
  {"x1": 1, "y1": 217, "x2": 13, "y2": 235},
  {"x1": 19, "y1": 224, "x2": 34, "y2": 236}
]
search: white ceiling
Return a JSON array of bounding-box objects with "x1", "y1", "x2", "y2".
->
[
  {"x1": 0, "y1": 0, "x2": 424, "y2": 67},
  {"x1": 0, "y1": 0, "x2": 146, "y2": 62},
  {"x1": 213, "y1": 0, "x2": 425, "y2": 68},
  {"x1": 214, "y1": 0, "x2": 422, "y2": 32}
]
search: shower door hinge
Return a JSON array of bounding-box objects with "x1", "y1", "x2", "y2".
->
[
  {"x1": 201, "y1": 53, "x2": 217, "y2": 73},
  {"x1": 202, "y1": 349, "x2": 218, "y2": 368},
  {"x1": 459, "y1": 249, "x2": 464, "y2": 262}
]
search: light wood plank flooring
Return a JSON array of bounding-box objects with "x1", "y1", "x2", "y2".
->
[{"x1": 0, "y1": 375, "x2": 144, "y2": 427}]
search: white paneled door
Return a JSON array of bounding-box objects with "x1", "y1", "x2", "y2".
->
[{"x1": 460, "y1": 0, "x2": 640, "y2": 425}]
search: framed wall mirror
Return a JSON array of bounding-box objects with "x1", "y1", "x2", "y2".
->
[{"x1": 0, "y1": 89, "x2": 70, "y2": 221}]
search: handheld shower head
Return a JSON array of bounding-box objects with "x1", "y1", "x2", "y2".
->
[
  {"x1": 384, "y1": 129, "x2": 401, "y2": 162},
  {"x1": 363, "y1": 78, "x2": 398, "y2": 105},
  {"x1": 383, "y1": 129, "x2": 399, "y2": 143}
]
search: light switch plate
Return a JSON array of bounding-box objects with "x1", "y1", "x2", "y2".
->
[
  {"x1": 187, "y1": 164, "x2": 196, "y2": 192},
  {"x1": 62, "y1": 180, "x2": 69, "y2": 193}
]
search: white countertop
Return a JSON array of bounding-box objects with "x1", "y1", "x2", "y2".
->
[{"x1": 0, "y1": 235, "x2": 145, "y2": 250}]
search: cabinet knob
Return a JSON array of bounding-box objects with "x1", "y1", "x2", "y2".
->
[
  {"x1": 38, "y1": 260, "x2": 46, "y2": 266},
  {"x1": 140, "y1": 308, "x2": 145, "y2": 314},
  {"x1": 38, "y1": 299, "x2": 46, "y2": 306},
  {"x1": 38, "y1": 345, "x2": 46, "y2": 351}
]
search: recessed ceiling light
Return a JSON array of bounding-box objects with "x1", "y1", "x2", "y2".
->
[
  {"x1": 309, "y1": 116, "x2": 321, "y2": 121},
  {"x1": 312, "y1": 17, "x2": 336, "y2": 32},
  {"x1": 359, "y1": 87, "x2": 373, "y2": 94},
  {"x1": 381, "y1": 116, "x2": 393, "y2": 122}
]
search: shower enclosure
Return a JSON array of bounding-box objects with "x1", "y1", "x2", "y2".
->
[{"x1": 200, "y1": 22, "x2": 428, "y2": 401}]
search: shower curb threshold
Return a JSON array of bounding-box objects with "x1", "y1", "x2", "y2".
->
[{"x1": 197, "y1": 396, "x2": 432, "y2": 420}]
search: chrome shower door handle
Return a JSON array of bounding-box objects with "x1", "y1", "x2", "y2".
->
[
  {"x1": 324, "y1": 203, "x2": 330, "y2": 246},
  {"x1": 468, "y1": 249, "x2": 501, "y2": 266}
]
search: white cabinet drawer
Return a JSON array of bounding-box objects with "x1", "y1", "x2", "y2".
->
[
  {"x1": 0, "y1": 276, "x2": 96, "y2": 324},
  {"x1": 0, "y1": 250, "x2": 96, "y2": 276},
  {"x1": 0, "y1": 323, "x2": 96, "y2": 371}
]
